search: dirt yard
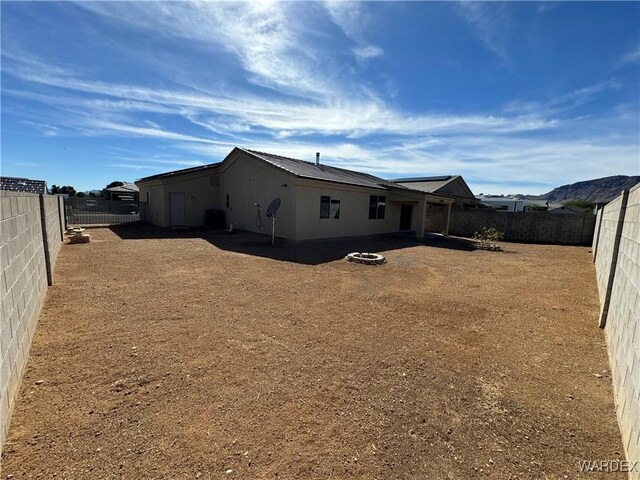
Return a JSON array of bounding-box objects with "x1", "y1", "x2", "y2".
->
[{"x1": 2, "y1": 227, "x2": 624, "y2": 479}]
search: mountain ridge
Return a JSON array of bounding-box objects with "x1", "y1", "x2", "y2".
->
[{"x1": 525, "y1": 175, "x2": 640, "y2": 203}]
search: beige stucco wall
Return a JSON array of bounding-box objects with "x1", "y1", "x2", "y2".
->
[
  {"x1": 137, "y1": 152, "x2": 429, "y2": 240},
  {"x1": 138, "y1": 169, "x2": 220, "y2": 227},
  {"x1": 219, "y1": 153, "x2": 297, "y2": 239},
  {"x1": 138, "y1": 182, "x2": 167, "y2": 226},
  {"x1": 294, "y1": 179, "x2": 424, "y2": 241},
  {"x1": 164, "y1": 173, "x2": 220, "y2": 227}
]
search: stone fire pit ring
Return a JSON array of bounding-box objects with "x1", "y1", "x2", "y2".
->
[{"x1": 345, "y1": 252, "x2": 386, "y2": 265}]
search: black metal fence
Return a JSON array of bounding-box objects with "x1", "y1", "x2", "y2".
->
[{"x1": 64, "y1": 198, "x2": 147, "y2": 226}]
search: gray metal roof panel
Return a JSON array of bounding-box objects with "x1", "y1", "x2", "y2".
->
[
  {"x1": 104, "y1": 183, "x2": 139, "y2": 193},
  {"x1": 137, "y1": 147, "x2": 426, "y2": 195},
  {"x1": 137, "y1": 162, "x2": 222, "y2": 182},
  {"x1": 240, "y1": 148, "x2": 422, "y2": 193},
  {"x1": 393, "y1": 177, "x2": 458, "y2": 193},
  {"x1": 0, "y1": 176, "x2": 47, "y2": 195}
]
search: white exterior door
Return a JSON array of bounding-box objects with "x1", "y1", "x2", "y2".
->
[{"x1": 169, "y1": 192, "x2": 185, "y2": 226}]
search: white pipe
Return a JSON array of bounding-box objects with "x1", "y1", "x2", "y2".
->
[{"x1": 272, "y1": 216, "x2": 275, "y2": 246}]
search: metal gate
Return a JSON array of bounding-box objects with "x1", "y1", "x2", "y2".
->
[{"x1": 64, "y1": 198, "x2": 147, "y2": 226}]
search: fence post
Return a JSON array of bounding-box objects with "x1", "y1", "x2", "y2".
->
[
  {"x1": 599, "y1": 189, "x2": 629, "y2": 328},
  {"x1": 592, "y1": 206, "x2": 604, "y2": 262},
  {"x1": 38, "y1": 195, "x2": 53, "y2": 286},
  {"x1": 57, "y1": 195, "x2": 64, "y2": 241}
]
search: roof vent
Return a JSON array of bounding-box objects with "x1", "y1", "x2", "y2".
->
[{"x1": 316, "y1": 152, "x2": 320, "y2": 165}]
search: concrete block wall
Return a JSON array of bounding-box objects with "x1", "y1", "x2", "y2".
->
[
  {"x1": 429, "y1": 208, "x2": 596, "y2": 245},
  {"x1": 592, "y1": 184, "x2": 640, "y2": 475},
  {"x1": 594, "y1": 194, "x2": 625, "y2": 307},
  {"x1": 425, "y1": 205, "x2": 448, "y2": 234},
  {"x1": 0, "y1": 192, "x2": 64, "y2": 454},
  {"x1": 43, "y1": 195, "x2": 64, "y2": 278},
  {"x1": 592, "y1": 207, "x2": 603, "y2": 259}
]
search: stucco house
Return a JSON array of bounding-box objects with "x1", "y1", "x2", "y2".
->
[
  {"x1": 135, "y1": 147, "x2": 455, "y2": 241},
  {"x1": 102, "y1": 182, "x2": 139, "y2": 202}
]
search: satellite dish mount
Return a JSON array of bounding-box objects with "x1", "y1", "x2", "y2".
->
[{"x1": 265, "y1": 197, "x2": 281, "y2": 246}]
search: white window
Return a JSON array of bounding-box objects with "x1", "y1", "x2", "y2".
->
[
  {"x1": 369, "y1": 195, "x2": 386, "y2": 219},
  {"x1": 320, "y1": 196, "x2": 340, "y2": 219}
]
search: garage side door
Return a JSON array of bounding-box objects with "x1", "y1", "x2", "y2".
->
[{"x1": 169, "y1": 192, "x2": 185, "y2": 226}]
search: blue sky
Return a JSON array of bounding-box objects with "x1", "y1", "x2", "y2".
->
[{"x1": 1, "y1": 1, "x2": 639, "y2": 194}]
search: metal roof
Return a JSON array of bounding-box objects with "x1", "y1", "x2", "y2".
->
[
  {"x1": 239, "y1": 148, "x2": 420, "y2": 192},
  {"x1": 136, "y1": 163, "x2": 222, "y2": 182},
  {"x1": 138, "y1": 147, "x2": 425, "y2": 194},
  {"x1": 104, "y1": 182, "x2": 139, "y2": 193},
  {"x1": 391, "y1": 175, "x2": 459, "y2": 193},
  {"x1": 392, "y1": 175, "x2": 477, "y2": 202},
  {"x1": 0, "y1": 176, "x2": 47, "y2": 195}
]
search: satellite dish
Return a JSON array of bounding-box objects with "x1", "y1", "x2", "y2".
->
[
  {"x1": 265, "y1": 197, "x2": 281, "y2": 218},
  {"x1": 265, "y1": 197, "x2": 281, "y2": 246}
]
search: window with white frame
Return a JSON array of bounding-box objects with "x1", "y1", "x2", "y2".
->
[
  {"x1": 369, "y1": 195, "x2": 386, "y2": 219},
  {"x1": 320, "y1": 196, "x2": 340, "y2": 219}
]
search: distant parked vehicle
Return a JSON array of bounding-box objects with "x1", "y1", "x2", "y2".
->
[
  {"x1": 85, "y1": 199, "x2": 99, "y2": 210},
  {"x1": 120, "y1": 203, "x2": 139, "y2": 214}
]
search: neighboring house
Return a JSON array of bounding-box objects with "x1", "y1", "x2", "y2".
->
[
  {"x1": 136, "y1": 147, "x2": 455, "y2": 241},
  {"x1": 476, "y1": 196, "x2": 525, "y2": 212},
  {"x1": 102, "y1": 182, "x2": 139, "y2": 202},
  {"x1": 392, "y1": 175, "x2": 478, "y2": 207},
  {"x1": 0, "y1": 176, "x2": 47, "y2": 195},
  {"x1": 523, "y1": 199, "x2": 573, "y2": 212}
]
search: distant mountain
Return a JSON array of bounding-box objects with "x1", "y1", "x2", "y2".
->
[{"x1": 527, "y1": 175, "x2": 640, "y2": 203}]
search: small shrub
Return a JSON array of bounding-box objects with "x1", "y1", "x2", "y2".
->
[
  {"x1": 472, "y1": 227, "x2": 505, "y2": 246},
  {"x1": 525, "y1": 203, "x2": 547, "y2": 212}
]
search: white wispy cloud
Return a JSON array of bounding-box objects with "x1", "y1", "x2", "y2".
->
[
  {"x1": 19, "y1": 120, "x2": 60, "y2": 136},
  {"x1": 456, "y1": 2, "x2": 511, "y2": 60},
  {"x1": 112, "y1": 156, "x2": 205, "y2": 167},
  {"x1": 324, "y1": 1, "x2": 384, "y2": 61},
  {"x1": 77, "y1": 1, "x2": 335, "y2": 98},
  {"x1": 107, "y1": 163, "x2": 164, "y2": 170},
  {"x1": 503, "y1": 78, "x2": 622, "y2": 116},
  {"x1": 352, "y1": 45, "x2": 384, "y2": 61},
  {"x1": 620, "y1": 47, "x2": 640, "y2": 66},
  {"x1": 88, "y1": 120, "x2": 220, "y2": 144},
  {"x1": 3, "y1": 56, "x2": 557, "y2": 139},
  {"x1": 608, "y1": 46, "x2": 640, "y2": 73}
]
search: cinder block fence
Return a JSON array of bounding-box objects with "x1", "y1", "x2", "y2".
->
[
  {"x1": 592, "y1": 183, "x2": 640, "y2": 476},
  {"x1": 425, "y1": 206, "x2": 596, "y2": 245},
  {"x1": 0, "y1": 192, "x2": 64, "y2": 454}
]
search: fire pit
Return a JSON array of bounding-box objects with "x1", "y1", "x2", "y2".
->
[{"x1": 345, "y1": 252, "x2": 386, "y2": 265}]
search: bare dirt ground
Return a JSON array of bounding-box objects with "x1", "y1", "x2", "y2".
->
[{"x1": 2, "y1": 227, "x2": 624, "y2": 479}]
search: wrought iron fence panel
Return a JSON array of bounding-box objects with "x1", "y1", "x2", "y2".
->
[{"x1": 65, "y1": 198, "x2": 147, "y2": 225}]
